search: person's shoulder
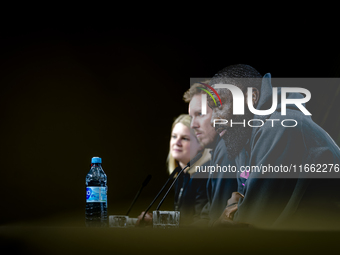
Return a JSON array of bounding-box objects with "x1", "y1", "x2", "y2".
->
[
  {"x1": 215, "y1": 137, "x2": 227, "y2": 153},
  {"x1": 214, "y1": 138, "x2": 230, "y2": 160},
  {"x1": 210, "y1": 137, "x2": 235, "y2": 165},
  {"x1": 250, "y1": 110, "x2": 308, "y2": 151},
  {"x1": 188, "y1": 149, "x2": 211, "y2": 176},
  {"x1": 299, "y1": 113, "x2": 340, "y2": 153},
  {"x1": 253, "y1": 111, "x2": 302, "y2": 137},
  {"x1": 210, "y1": 137, "x2": 226, "y2": 158},
  {"x1": 254, "y1": 110, "x2": 340, "y2": 156}
]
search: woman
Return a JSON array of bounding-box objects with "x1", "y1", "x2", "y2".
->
[
  {"x1": 169, "y1": 114, "x2": 210, "y2": 226},
  {"x1": 167, "y1": 114, "x2": 203, "y2": 173},
  {"x1": 137, "y1": 114, "x2": 210, "y2": 226}
]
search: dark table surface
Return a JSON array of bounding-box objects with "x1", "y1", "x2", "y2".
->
[{"x1": 2, "y1": 219, "x2": 340, "y2": 255}]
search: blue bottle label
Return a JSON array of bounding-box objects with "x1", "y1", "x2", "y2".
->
[{"x1": 86, "y1": 187, "x2": 107, "y2": 202}]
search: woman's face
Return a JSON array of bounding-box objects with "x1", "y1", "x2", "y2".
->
[{"x1": 170, "y1": 123, "x2": 202, "y2": 166}]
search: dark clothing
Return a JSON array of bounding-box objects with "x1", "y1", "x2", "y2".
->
[
  {"x1": 233, "y1": 73, "x2": 340, "y2": 229},
  {"x1": 174, "y1": 167, "x2": 209, "y2": 226},
  {"x1": 173, "y1": 156, "x2": 210, "y2": 226},
  {"x1": 205, "y1": 136, "x2": 238, "y2": 224}
]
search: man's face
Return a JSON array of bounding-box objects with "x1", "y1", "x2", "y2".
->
[
  {"x1": 188, "y1": 94, "x2": 217, "y2": 148},
  {"x1": 208, "y1": 88, "x2": 253, "y2": 159}
]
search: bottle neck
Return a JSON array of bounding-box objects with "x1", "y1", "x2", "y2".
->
[{"x1": 91, "y1": 163, "x2": 102, "y2": 167}]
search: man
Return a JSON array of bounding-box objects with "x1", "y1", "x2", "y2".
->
[
  {"x1": 184, "y1": 82, "x2": 238, "y2": 225},
  {"x1": 208, "y1": 64, "x2": 340, "y2": 229}
]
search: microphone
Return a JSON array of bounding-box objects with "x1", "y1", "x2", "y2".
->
[
  {"x1": 140, "y1": 152, "x2": 203, "y2": 224},
  {"x1": 125, "y1": 174, "x2": 152, "y2": 216},
  {"x1": 155, "y1": 152, "x2": 203, "y2": 211},
  {"x1": 140, "y1": 167, "x2": 182, "y2": 222}
]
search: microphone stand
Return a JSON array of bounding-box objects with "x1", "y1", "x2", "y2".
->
[
  {"x1": 141, "y1": 152, "x2": 203, "y2": 223},
  {"x1": 141, "y1": 168, "x2": 180, "y2": 222},
  {"x1": 126, "y1": 174, "x2": 152, "y2": 216}
]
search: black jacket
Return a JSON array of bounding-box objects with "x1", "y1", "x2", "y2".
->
[
  {"x1": 173, "y1": 150, "x2": 210, "y2": 226},
  {"x1": 205, "y1": 136, "x2": 238, "y2": 224}
]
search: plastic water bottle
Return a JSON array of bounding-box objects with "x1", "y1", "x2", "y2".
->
[{"x1": 85, "y1": 157, "x2": 107, "y2": 227}]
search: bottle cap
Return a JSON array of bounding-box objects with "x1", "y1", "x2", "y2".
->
[{"x1": 91, "y1": 157, "x2": 102, "y2": 163}]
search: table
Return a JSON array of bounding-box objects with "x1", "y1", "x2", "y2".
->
[{"x1": 1, "y1": 224, "x2": 339, "y2": 254}]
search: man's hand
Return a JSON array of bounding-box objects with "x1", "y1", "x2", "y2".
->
[
  {"x1": 136, "y1": 211, "x2": 153, "y2": 227},
  {"x1": 213, "y1": 192, "x2": 249, "y2": 227}
]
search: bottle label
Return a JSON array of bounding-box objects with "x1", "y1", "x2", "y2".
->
[{"x1": 86, "y1": 187, "x2": 107, "y2": 202}]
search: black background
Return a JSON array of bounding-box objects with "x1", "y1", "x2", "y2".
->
[{"x1": 1, "y1": 18, "x2": 340, "y2": 228}]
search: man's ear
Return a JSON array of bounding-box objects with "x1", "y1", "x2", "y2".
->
[
  {"x1": 251, "y1": 88, "x2": 260, "y2": 107},
  {"x1": 245, "y1": 88, "x2": 260, "y2": 107}
]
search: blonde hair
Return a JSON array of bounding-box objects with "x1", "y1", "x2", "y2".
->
[
  {"x1": 167, "y1": 114, "x2": 195, "y2": 174},
  {"x1": 183, "y1": 80, "x2": 211, "y2": 103}
]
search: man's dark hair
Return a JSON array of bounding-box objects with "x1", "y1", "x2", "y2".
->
[{"x1": 209, "y1": 64, "x2": 262, "y2": 92}]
